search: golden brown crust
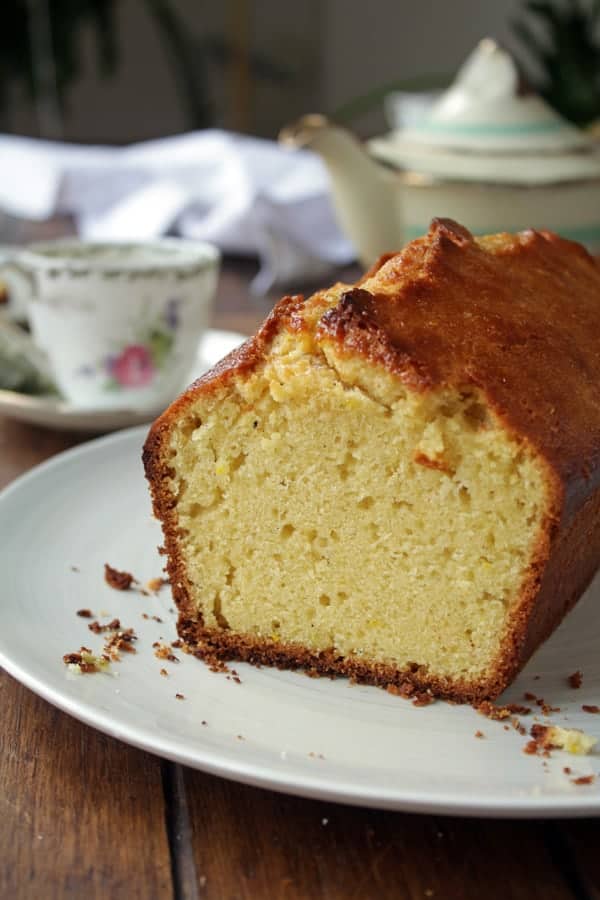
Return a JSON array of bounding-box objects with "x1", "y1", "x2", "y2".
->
[
  {"x1": 144, "y1": 218, "x2": 600, "y2": 702},
  {"x1": 178, "y1": 617, "x2": 491, "y2": 703}
]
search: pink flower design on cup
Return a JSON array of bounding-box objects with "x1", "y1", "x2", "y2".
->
[{"x1": 110, "y1": 344, "x2": 155, "y2": 387}]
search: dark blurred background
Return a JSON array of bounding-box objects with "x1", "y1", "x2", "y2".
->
[{"x1": 0, "y1": 0, "x2": 546, "y2": 143}]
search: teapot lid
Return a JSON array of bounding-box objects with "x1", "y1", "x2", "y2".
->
[
  {"x1": 402, "y1": 38, "x2": 589, "y2": 152},
  {"x1": 368, "y1": 39, "x2": 600, "y2": 185}
]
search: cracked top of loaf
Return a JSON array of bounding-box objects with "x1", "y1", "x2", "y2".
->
[{"x1": 154, "y1": 218, "x2": 600, "y2": 515}]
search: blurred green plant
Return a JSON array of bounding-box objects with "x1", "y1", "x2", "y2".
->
[
  {"x1": 0, "y1": 0, "x2": 119, "y2": 134},
  {"x1": 0, "y1": 0, "x2": 293, "y2": 137},
  {"x1": 511, "y1": 0, "x2": 600, "y2": 126}
]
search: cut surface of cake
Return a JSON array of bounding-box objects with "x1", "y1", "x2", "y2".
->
[{"x1": 144, "y1": 219, "x2": 600, "y2": 702}]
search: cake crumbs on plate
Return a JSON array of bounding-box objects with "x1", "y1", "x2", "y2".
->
[
  {"x1": 192, "y1": 647, "x2": 234, "y2": 675},
  {"x1": 524, "y1": 723, "x2": 597, "y2": 756},
  {"x1": 412, "y1": 691, "x2": 435, "y2": 707},
  {"x1": 159, "y1": 668, "x2": 168, "y2": 677},
  {"x1": 572, "y1": 774, "x2": 595, "y2": 786},
  {"x1": 236, "y1": 734, "x2": 245, "y2": 740},
  {"x1": 582, "y1": 705, "x2": 600, "y2": 714},
  {"x1": 104, "y1": 563, "x2": 136, "y2": 591},
  {"x1": 147, "y1": 576, "x2": 170, "y2": 593},
  {"x1": 104, "y1": 627, "x2": 137, "y2": 657},
  {"x1": 88, "y1": 618, "x2": 120, "y2": 634},
  {"x1": 474, "y1": 730, "x2": 485, "y2": 739},
  {"x1": 568, "y1": 670, "x2": 583, "y2": 689},
  {"x1": 519, "y1": 693, "x2": 558, "y2": 716},
  {"x1": 62, "y1": 647, "x2": 110, "y2": 674},
  {"x1": 70, "y1": 565, "x2": 80, "y2": 573},
  {"x1": 476, "y1": 700, "x2": 531, "y2": 721},
  {"x1": 76, "y1": 609, "x2": 93, "y2": 618},
  {"x1": 153, "y1": 641, "x2": 179, "y2": 663},
  {"x1": 386, "y1": 680, "x2": 416, "y2": 699},
  {"x1": 540, "y1": 702, "x2": 560, "y2": 716},
  {"x1": 201, "y1": 720, "x2": 208, "y2": 726},
  {"x1": 385, "y1": 680, "x2": 434, "y2": 706},
  {"x1": 175, "y1": 693, "x2": 185, "y2": 700}
]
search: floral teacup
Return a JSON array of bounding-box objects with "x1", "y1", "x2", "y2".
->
[{"x1": 7, "y1": 239, "x2": 219, "y2": 410}]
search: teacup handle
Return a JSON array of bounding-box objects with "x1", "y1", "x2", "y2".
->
[
  {"x1": 0, "y1": 315, "x2": 54, "y2": 383},
  {"x1": 0, "y1": 253, "x2": 37, "y2": 322}
]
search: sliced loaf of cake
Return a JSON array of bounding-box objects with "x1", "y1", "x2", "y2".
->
[{"x1": 144, "y1": 219, "x2": 600, "y2": 702}]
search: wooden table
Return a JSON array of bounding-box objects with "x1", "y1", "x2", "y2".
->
[{"x1": 1, "y1": 258, "x2": 600, "y2": 900}]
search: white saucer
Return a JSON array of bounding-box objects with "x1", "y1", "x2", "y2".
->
[
  {"x1": 0, "y1": 426, "x2": 599, "y2": 817},
  {"x1": 0, "y1": 328, "x2": 246, "y2": 432}
]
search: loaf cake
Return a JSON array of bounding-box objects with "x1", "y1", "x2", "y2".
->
[{"x1": 144, "y1": 219, "x2": 600, "y2": 702}]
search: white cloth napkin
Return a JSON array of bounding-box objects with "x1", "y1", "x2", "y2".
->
[{"x1": 0, "y1": 130, "x2": 354, "y2": 293}]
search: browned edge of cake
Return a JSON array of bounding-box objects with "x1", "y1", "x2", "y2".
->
[{"x1": 143, "y1": 219, "x2": 600, "y2": 703}]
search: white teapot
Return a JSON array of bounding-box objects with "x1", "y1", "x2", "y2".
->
[{"x1": 280, "y1": 39, "x2": 600, "y2": 266}]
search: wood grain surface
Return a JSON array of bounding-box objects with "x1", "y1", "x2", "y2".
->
[
  {"x1": 0, "y1": 672, "x2": 173, "y2": 900},
  {"x1": 183, "y1": 770, "x2": 585, "y2": 900},
  {"x1": 1, "y1": 256, "x2": 599, "y2": 900}
]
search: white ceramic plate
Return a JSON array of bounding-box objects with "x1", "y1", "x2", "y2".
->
[
  {"x1": 0, "y1": 328, "x2": 246, "y2": 432},
  {"x1": 1, "y1": 426, "x2": 599, "y2": 817}
]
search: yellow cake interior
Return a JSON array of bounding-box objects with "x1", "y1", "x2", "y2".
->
[{"x1": 165, "y1": 327, "x2": 548, "y2": 683}]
